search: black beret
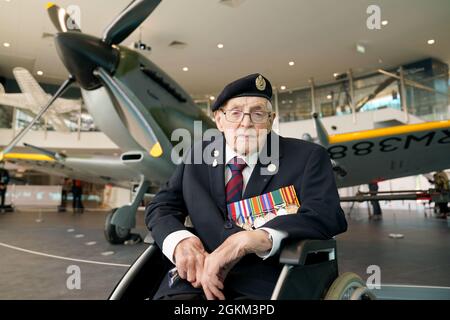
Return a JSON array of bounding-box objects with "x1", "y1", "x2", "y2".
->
[{"x1": 211, "y1": 73, "x2": 272, "y2": 111}]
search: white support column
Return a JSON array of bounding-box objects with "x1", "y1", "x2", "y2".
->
[
  {"x1": 44, "y1": 117, "x2": 48, "y2": 140},
  {"x1": 273, "y1": 88, "x2": 280, "y2": 133},
  {"x1": 309, "y1": 77, "x2": 317, "y2": 115},
  {"x1": 77, "y1": 108, "x2": 82, "y2": 140},
  {"x1": 399, "y1": 67, "x2": 410, "y2": 123},
  {"x1": 348, "y1": 69, "x2": 356, "y2": 124}
]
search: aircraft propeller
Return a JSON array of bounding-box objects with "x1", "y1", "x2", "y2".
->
[{"x1": 0, "y1": 1, "x2": 163, "y2": 160}]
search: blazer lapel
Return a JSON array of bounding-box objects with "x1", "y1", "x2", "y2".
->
[{"x1": 207, "y1": 134, "x2": 227, "y2": 218}]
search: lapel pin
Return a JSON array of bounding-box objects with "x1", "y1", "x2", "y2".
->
[
  {"x1": 212, "y1": 159, "x2": 218, "y2": 167},
  {"x1": 268, "y1": 163, "x2": 277, "y2": 173}
]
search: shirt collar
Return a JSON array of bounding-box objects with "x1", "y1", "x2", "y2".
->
[{"x1": 225, "y1": 142, "x2": 258, "y2": 170}]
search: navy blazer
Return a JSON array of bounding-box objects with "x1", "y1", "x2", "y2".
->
[{"x1": 145, "y1": 132, "x2": 347, "y2": 299}]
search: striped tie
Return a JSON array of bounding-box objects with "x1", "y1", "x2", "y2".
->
[{"x1": 226, "y1": 157, "x2": 247, "y2": 205}]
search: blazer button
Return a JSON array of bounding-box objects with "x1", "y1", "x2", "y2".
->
[{"x1": 224, "y1": 221, "x2": 233, "y2": 229}]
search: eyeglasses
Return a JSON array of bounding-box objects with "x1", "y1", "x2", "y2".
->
[{"x1": 221, "y1": 109, "x2": 272, "y2": 124}]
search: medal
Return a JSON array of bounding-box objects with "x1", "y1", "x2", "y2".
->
[
  {"x1": 286, "y1": 204, "x2": 299, "y2": 214},
  {"x1": 253, "y1": 216, "x2": 266, "y2": 228},
  {"x1": 265, "y1": 213, "x2": 276, "y2": 221}
]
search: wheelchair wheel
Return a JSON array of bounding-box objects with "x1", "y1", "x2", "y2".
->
[{"x1": 324, "y1": 272, "x2": 376, "y2": 300}]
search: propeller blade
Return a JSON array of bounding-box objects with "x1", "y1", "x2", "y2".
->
[
  {"x1": 93, "y1": 68, "x2": 162, "y2": 158},
  {"x1": 46, "y1": 2, "x2": 81, "y2": 32},
  {"x1": 102, "y1": 0, "x2": 161, "y2": 45},
  {"x1": 0, "y1": 76, "x2": 75, "y2": 160}
]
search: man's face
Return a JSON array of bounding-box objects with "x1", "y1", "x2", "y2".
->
[{"x1": 214, "y1": 96, "x2": 276, "y2": 156}]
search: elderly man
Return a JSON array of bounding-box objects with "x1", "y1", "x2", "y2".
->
[{"x1": 145, "y1": 73, "x2": 347, "y2": 300}]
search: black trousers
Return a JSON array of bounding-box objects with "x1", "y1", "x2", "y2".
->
[
  {"x1": 157, "y1": 289, "x2": 251, "y2": 300},
  {"x1": 0, "y1": 188, "x2": 6, "y2": 207}
]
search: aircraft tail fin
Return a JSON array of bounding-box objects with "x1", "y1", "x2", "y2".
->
[{"x1": 312, "y1": 113, "x2": 330, "y2": 146}]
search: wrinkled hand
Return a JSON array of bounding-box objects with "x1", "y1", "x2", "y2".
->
[
  {"x1": 173, "y1": 236, "x2": 208, "y2": 288},
  {"x1": 201, "y1": 229, "x2": 272, "y2": 300}
]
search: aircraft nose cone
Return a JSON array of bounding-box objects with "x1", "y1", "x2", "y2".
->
[{"x1": 55, "y1": 32, "x2": 119, "y2": 90}]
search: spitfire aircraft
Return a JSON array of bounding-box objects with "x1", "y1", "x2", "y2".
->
[
  {"x1": 1, "y1": 0, "x2": 449, "y2": 244},
  {"x1": 1, "y1": 0, "x2": 215, "y2": 244}
]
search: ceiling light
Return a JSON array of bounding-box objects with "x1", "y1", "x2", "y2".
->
[
  {"x1": 288, "y1": 61, "x2": 295, "y2": 66},
  {"x1": 327, "y1": 94, "x2": 332, "y2": 100},
  {"x1": 427, "y1": 39, "x2": 435, "y2": 45},
  {"x1": 182, "y1": 67, "x2": 189, "y2": 72},
  {"x1": 217, "y1": 43, "x2": 224, "y2": 49},
  {"x1": 209, "y1": 96, "x2": 215, "y2": 101},
  {"x1": 36, "y1": 71, "x2": 44, "y2": 76},
  {"x1": 280, "y1": 86, "x2": 286, "y2": 90},
  {"x1": 3, "y1": 42, "x2": 10, "y2": 47},
  {"x1": 381, "y1": 20, "x2": 388, "y2": 26},
  {"x1": 356, "y1": 44, "x2": 366, "y2": 54},
  {"x1": 333, "y1": 73, "x2": 339, "y2": 78}
]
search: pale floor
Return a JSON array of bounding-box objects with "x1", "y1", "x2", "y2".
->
[{"x1": 0, "y1": 206, "x2": 449, "y2": 299}]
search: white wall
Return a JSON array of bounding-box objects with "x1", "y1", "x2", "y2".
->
[
  {"x1": 101, "y1": 186, "x2": 132, "y2": 209},
  {"x1": 4, "y1": 185, "x2": 61, "y2": 207}
]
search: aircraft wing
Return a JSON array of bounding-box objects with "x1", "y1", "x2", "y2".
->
[
  {"x1": 2, "y1": 153, "x2": 143, "y2": 189},
  {"x1": 54, "y1": 98, "x2": 82, "y2": 114},
  {"x1": 12, "y1": 67, "x2": 71, "y2": 132},
  {"x1": 314, "y1": 117, "x2": 450, "y2": 187},
  {"x1": 0, "y1": 93, "x2": 30, "y2": 109}
]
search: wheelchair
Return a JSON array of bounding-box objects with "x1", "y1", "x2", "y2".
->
[{"x1": 109, "y1": 235, "x2": 376, "y2": 300}]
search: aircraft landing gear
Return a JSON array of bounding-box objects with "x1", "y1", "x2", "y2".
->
[
  {"x1": 105, "y1": 208, "x2": 132, "y2": 244},
  {"x1": 104, "y1": 175, "x2": 149, "y2": 245}
]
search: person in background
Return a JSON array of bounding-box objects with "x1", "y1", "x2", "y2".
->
[
  {"x1": 428, "y1": 171, "x2": 449, "y2": 219},
  {"x1": 0, "y1": 161, "x2": 10, "y2": 211},
  {"x1": 72, "y1": 179, "x2": 84, "y2": 214},
  {"x1": 368, "y1": 182, "x2": 382, "y2": 220},
  {"x1": 59, "y1": 177, "x2": 71, "y2": 212}
]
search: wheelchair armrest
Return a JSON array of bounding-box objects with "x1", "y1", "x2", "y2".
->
[{"x1": 279, "y1": 239, "x2": 337, "y2": 266}]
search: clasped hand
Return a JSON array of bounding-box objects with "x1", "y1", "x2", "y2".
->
[{"x1": 173, "y1": 230, "x2": 272, "y2": 300}]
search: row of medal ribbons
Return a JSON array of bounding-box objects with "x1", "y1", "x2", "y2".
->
[{"x1": 227, "y1": 185, "x2": 300, "y2": 230}]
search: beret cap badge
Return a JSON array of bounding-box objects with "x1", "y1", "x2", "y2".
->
[{"x1": 255, "y1": 75, "x2": 266, "y2": 91}]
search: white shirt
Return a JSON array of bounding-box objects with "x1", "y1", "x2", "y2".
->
[{"x1": 162, "y1": 142, "x2": 288, "y2": 264}]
